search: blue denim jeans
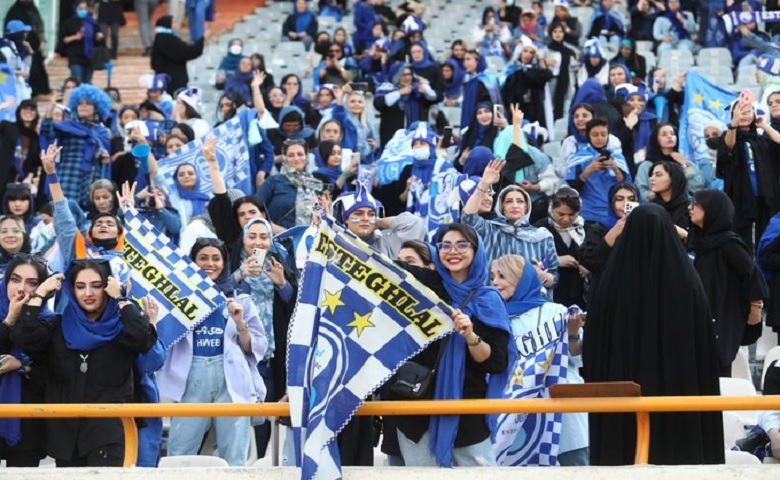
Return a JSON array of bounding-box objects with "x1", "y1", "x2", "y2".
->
[
  {"x1": 69, "y1": 63, "x2": 94, "y2": 85},
  {"x1": 167, "y1": 356, "x2": 250, "y2": 466},
  {"x1": 396, "y1": 429, "x2": 496, "y2": 467},
  {"x1": 186, "y1": 0, "x2": 209, "y2": 42}
]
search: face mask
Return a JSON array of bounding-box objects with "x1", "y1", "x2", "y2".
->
[
  {"x1": 229, "y1": 45, "x2": 242, "y2": 56},
  {"x1": 412, "y1": 147, "x2": 430, "y2": 160},
  {"x1": 705, "y1": 137, "x2": 719, "y2": 150},
  {"x1": 521, "y1": 21, "x2": 538, "y2": 32},
  {"x1": 76, "y1": 8, "x2": 88, "y2": 18}
]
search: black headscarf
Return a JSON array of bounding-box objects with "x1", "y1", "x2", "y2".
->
[
  {"x1": 584, "y1": 203, "x2": 724, "y2": 465},
  {"x1": 690, "y1": 189, "x2": 742, "y2": 254},
  {"x1": 650, "y1": 161, "x2": 689, "y2": 230}
]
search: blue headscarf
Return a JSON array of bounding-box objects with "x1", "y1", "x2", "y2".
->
[
  {"x1": 572, "y1": 79, "x2": 608, "y2": 108},
  {"x1": 377, "y1": 63, "x2": 423, "y2": 125},
  {"x1": 239, "y1": 218, "x2": 276, "y2": 358},
  {"x1": 607, "y1": 64, "x2": 633, "y2": 96},
  {"x1": 428, "y1": 224, "x2": 515, "y2": 467},
  {"x1": 410, "y1": 41, "x2": 434, "y2": 69},
  {"x1": 505, "y1": 260, "x2": 547, "y2": 316},
  {"x1": 443, "y1": 58, "x2": 465, "y2": 99},
  {"x1": 567, "y1": 102, "x2": 595, "y2": 144},
  {"x1": 60, "y1": 261, "x2": 124, "y2": 351},
  {"x1": 0, "y1": 260, "x2": 55, "y2": 446},
  {"x1": 463, "y1": 145, "x2": 493, "y2": 177},
  {"x1": 758, "y1": 213, "x2": 780, "y2": 281},
  {"x1": 277, "y1": 106, "x2": 316, "y2": 140},
  {"x1": 617, "y1": 86, "x2": 656, "y2": 154},
  {"x1": 173, "y1": 163, "x2": 210, "y2": 217},
  {"x1": 471, "y1": 101, "x2": 493, "y2": 148},
  {"x1": 281, "y1": 74, "x2": 311, "y2": 109},
  {"x1": 313, "y1": 140, "x2": 343, "y2": 183},
  {"x1": 79, "y1": 13, "x2": 98, "y2": 59}
]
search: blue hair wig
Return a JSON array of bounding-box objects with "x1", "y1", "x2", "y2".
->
[{"x1": 68, "y1": 84, "x2": 113, "y2": 121}]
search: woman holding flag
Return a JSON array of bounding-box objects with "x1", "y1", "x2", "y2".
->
[
  {"x1": 490, "y1": 254, "x2": 588, "y2": 466},
  {"x1": 395, "y1": 223, "x2": 513, "y2": 467},
  {"x1": 158, "y1": 236, "x2": 267, "y2": 466}
]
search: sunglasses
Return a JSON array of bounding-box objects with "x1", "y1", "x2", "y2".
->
[
  {"x1": 195, "y1": 238, "x2": 225, "y2": 248},
  {"x1": 283, "y1": 139, "x2": 306, "y2": 146},
  {"x1": 12, "y1": 252, "x2": 48, "y2": 265}
]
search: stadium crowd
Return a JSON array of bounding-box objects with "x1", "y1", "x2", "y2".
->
[{"x1": 2, "y1": 0, "x2": 780, "y2": 470}]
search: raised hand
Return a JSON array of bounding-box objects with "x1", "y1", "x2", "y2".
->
[
  {"x1": 202, "y1": 136, "x2": 218, "y2": 165},
  {"x1": 510, "y1": 103, "x2": 524, "y2": 125},
  {"x1": 40, "y1": 143, "x2": 63, "y2": 174},
  {"x1": 481, "y1": 159, "x2": 506, "y2": 185}
]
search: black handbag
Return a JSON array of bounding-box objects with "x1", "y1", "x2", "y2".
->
[{"x1": 386, "y1": 289, "x2": 478, "y2": 400}]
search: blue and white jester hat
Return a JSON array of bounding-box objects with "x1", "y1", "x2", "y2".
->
[
  {"x1": 411, "y1": 122, "x2": 437, "y2": 148},
  {"x1": 336, "y1": 182, "x2": 384, "y2": 222}
]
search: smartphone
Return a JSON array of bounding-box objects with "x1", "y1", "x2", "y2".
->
[
  {"x1": 442, "y1": 126, "x2": 453, "y2": 148},
  {"x1": 252, "y1": 248, "x2": 267, "y2": 267},
  {"x1": 624, "y1": 200, "x2": 639, "y2": 217},
  {"x1": 493, "y1": 104, "x2": 505, "y2": 119},
  {"x1": 350, "y1": 82, "x2": 369, "y2": 92}
]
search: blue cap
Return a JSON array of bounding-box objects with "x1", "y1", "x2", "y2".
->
[{"x1": 6, "y1": 20, "x2": 31, "y2": 34}]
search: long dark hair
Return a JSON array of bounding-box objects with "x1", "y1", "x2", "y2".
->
[{"x1": 647, "y1": 122, "x2": 678, "y2": 159}]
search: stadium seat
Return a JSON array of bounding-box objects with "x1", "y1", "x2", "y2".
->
[
  {"x1": 659, "y1": 48, "x2": 694, "y2": 66},
  {"x1": 486, "y1": 56, "x2": 505, "y2": 75},
  {"x1": 737, "y1": 65, "x2": 759, "y2": 86},
  {"x1": 274, "y1": 41, "x2": 308, "y2": 59},
  {"x1": 720, "y1": 377, "x2": 758, "y2": 426},
  {"x1": 757, "y1": 324, "x2": 777, "y2": 362},
  {"x1": 723, "y1": 412, "x2": 747, "y2": 449},
  {"x1": 724, "y1": 450, "x2": 762, "y2": 465},
  {"x1": 441, "y1": 106, "x2": 462, "y2": 129},
  {"x1": 761, "y1": 345, "x2": 780, "y2": 390},
  {"x1": 636, "y1": 41, "x2": 654, "y2": 54},
  {"x1": 731, "y1": 347, "x2": 752, "y2": 382},
  {"x1": 554, "y1": 117, "x2": 568, "y2": 141},
  {"x1": 158, "y1": 455, "x2": 230, "y2": 467},
  {"x1": 697, "y1": 48, "x2": 733, "y2": 68},
  {"x1": 642, "y1": 51, "x2": 656, "y2": 70}
]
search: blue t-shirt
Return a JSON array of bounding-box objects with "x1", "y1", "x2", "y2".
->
[{"x1": 193, "y1": 309, "x2": 227, "y2": 357}]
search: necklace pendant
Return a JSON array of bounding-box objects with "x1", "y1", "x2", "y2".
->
[{"x1": 80, "y1": 361, "x2": 88, "y2": 373}]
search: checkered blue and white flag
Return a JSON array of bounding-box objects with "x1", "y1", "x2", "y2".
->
[
  {"x1": 122, "y1": 206, "x2": 226, "y2": 349},
  {"x1": 493, "y1": 309, "x2": 569, "y2": 466},
  {"x1": 287, "y1": 216, "x2": 455, "y2": 480},
  {"x1": 157, "y1": 115, "x2": 252, "y2": 196}
]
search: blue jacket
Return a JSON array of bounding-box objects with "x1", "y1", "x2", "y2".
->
[
  {"x1": 256, "y1": 174, "x2": 299, "y2": 229},
  {"x1": 332, "y1": 105, "x2": 375, "y2": 164},
  {"x1": 239, "y1": 108, "x2": 275, "y2": 186}
]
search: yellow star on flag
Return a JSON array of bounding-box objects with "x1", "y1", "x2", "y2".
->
[
  {"x1": 693, "y1": 92, "x2": 704, "y2": 105},
  {"x1": 708, "y1": 99, "x2": 722, "y2": 110},
  {"x1": 0, "y1": 71, "x2": 7, "y2": 85},
  {"x1": 347, "y1": 311, "x2": 375, "y2": 337},
  {"x1": 322, "y1": 289, "x2": 346, "y2": 315}
]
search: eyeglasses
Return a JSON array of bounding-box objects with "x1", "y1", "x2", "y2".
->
[
  {"x1": 195, "y1": 238, "x2": 225, "y2": 247},
  {"x1": 437, "y1": 241, "x2": 472, "y2": 253}
]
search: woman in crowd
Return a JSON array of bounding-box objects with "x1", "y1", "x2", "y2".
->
[
  {"x1": 333, "y1": 27, "x2": 355, "y2": 58},
  {"x1": 313, "y1": 140, "x2": 356, "y2": 199},
  {"x1": 11, "y1": 258, "x2": 157, "y2": 466},
  {"x1": 717, "y1": 98, "x2": 780, "y2": 250},
  {"x1": 150, "y1": 15, "x2": 204, "y2": 95},
  {"x1": 576, "y1": 39, "x2": 608, "y2": 88},
  {"x1": 584, "y1": 203, "x2": 724, "y2": 465},
  {"x1": 637, "y1": 123, "x2": 706, "y2": 201},
  {"x1": 0, "y1": 101, "x2": 41, "y2": 204},
  {"x1": 0, "y1": 216, "x2": 32, "y2": 276},
  {"x1": 490, "y1": 254, "x2": 588, "y2": 465},
  {"x1": 257, "y1": 139, "x2": 324, "y2": 230},
  {"x1": 546, "y1": 23, "x2": 577, "y2": 121},
  {"x1": 647, "y1": 161, "x2": 690, "y2": 240},
  {"x1": 690, "y1": 190, "x2": 768, "y2": 377},
  {"x1": 333, "y1": 86, "x2": 376, "y2": 164},
  {"x1": 280, "y1": 74, "x2": 317, "y2": 126},
  {"x1": 462, "y1": 160, "x2": 559, "y2": 295},
  {"x1": 537, "y1": 187, "x2": 587, "y2": 308},
  {"x1": 374, "y1": 63, "x2": 429, "y2": 147},
  {"x1": 3, "y1": 183, "x2": 38, "y2": 233},
  {"x1": 609, "y1": 39, "x2": 646, "y2": 87},
  {"x1": 652, "y1": 0, "x2": 697, "y2": 53},
  {"x1": 556, "y1": 103, "x2": 622, "y2": 179},
  {"x1": 473, "y1": 6, "x2": 512, "y2": 60},
  {"x1": 442, "y1": 59, "x2": 465, "y2": 106},
  {"x1": 136, "y1": 185, "x2": 181, "y2": 244},
  {"x1": 395, "y1": 223, "x2": 512, "y2": 467},
  {"x1": 567, "y1": 118, "x2": 630, "y2": 225},
  {"x1": 458, "y1": 102, "x2": 501, "y2": 158},
  {"x1": 60, "y1": 0, "x2": 104, "y2": 84},
  {"x1": 215, "y1": 38, "x2": 245, "y2": 90},
  {"x1": 224, "y1": 57, "x2": 254, "y2": 106},
  {"x1": 5, "y1": 0, "x2": 50, "y2": 96},
  {"x1": 173, "y1": 88, "x2": 209, "y2": 139},
  {"x1": 282, "y1": 0, "x2": 318, "y2": 51},
  {"x1": 605, "y1": 64, "x2": 632, "y2": 103},
  {"x1": 233, "y1": 217, "x2": 297, "y2": 456},
  {"x1": 580, "y1": 181, "x2": 639, "y2": 280},
  {"x1": 0, "y1": 255, "x2": 50, "y2": 466},
  {"x1": 86, "y1": 179, "x2": 117, "y2": 222},
  {"x1": 611, "y1": 82, "x2": 655, "y2": 176},
  {"x1": 153, "y1": 159, "x2": 210, "y2": 237},
  {"x1": 160, "y1": 238, "x2": 266, "y2": 466}
]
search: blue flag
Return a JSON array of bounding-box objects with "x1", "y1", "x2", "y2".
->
[
  {"x1": 287, "y1": 216, "x2": 455, "y2": 480},
  {"x1": 157, "y1": 115, "x2": 252, "y2": 196},
  {"x1": 679, "y1": 71, "x2": 736, "y2": 174},
  {"x1": 493, "y1": 307, "x2": 569, "y2": 466},
  {"x1": 0, "y1": 64, "x2": 16, "y2": 122},
  {"x1": 122, "y1": 206, "x2": 226, "y2": 349}
]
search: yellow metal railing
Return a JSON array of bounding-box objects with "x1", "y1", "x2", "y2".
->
[{"x1": 1, "y1": 396, "x2": 777, "y2": 467}]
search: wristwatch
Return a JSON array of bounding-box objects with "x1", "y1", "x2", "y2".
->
[
  {"x1": 727, "y1": 124, "x2": 738, "y2": 130},
  {"x1": 468, "y1": 335, "x2": 483, "y2": 347}
]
